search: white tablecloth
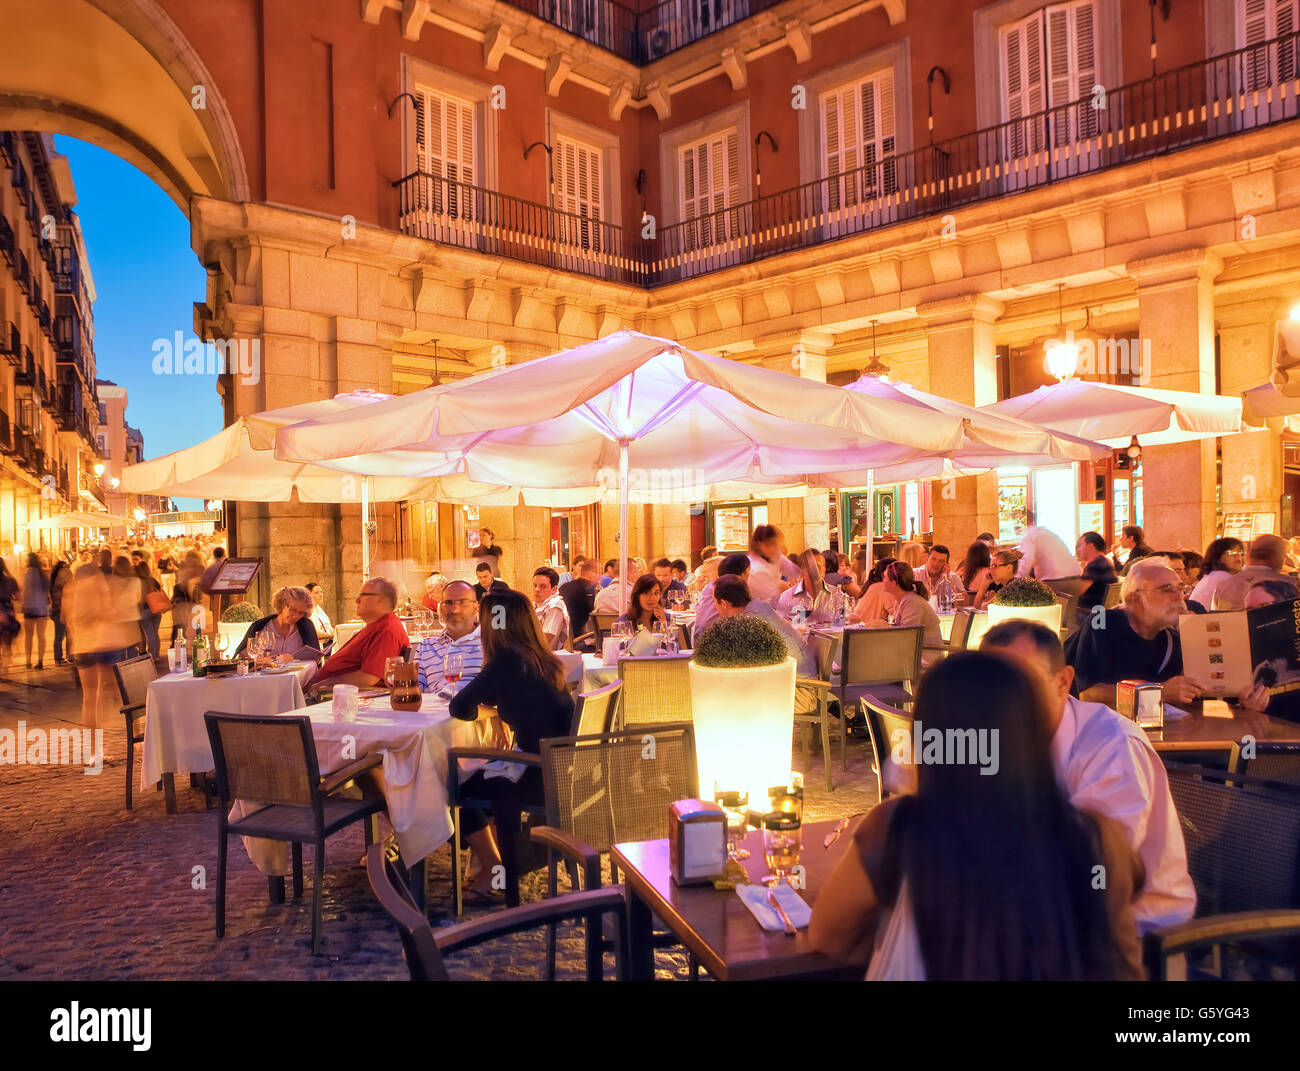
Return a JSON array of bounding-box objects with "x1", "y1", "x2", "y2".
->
[
  {"x1": 242, "y1": 694, "x2": 481, "y2": 875},
  {"x1": 557, "y1": 649, "x2": 584, "y2": 686},
  {"x1": 141, "y1": 667, "x2": 310, "y2": 790}
]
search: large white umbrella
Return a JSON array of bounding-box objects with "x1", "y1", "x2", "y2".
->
[
  {"x1": 30, "y1": 510, "x2": 130, "y2": 529},
  {"x1": 121, "y1": 390, "x2": 521, "y2": 576},
  {"x1": 1242, "y1": 381, "x2": 1300, "y2": 425},
  {"x1": 274, "y1": 331, "x2": 971, "y2": 590},
  {"x1": 984, "y1": 378, "x2": 1245, "y2": 448}
]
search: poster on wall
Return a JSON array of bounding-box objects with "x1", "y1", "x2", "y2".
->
[
  {"x1": 1078, "y1": 501, "x2": 1105, "y2": 540},
  {"x1": 997, "y1": 476, "x2": 1028, "y2": 545},
  {"x1": 465, "y1": 505, "x2": 481, "y2": 550}
]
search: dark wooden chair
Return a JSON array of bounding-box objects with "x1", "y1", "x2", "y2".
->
[
  {"x1": 1145, "y1": 764, "x2": 1300, "y2": 979},
  {"x1": 365, "y1": 842, "x2": 627, "y2": 980},
  {"x1": 112, "y1": 654, "x2": 158, "y2": 810},
  {"x1": 203, "y1": 711, "x2": 385, "y2": 955},
  {"x1": 534, "y1": 724, "x2": 699, "y2": 980},
  {"x1": 860, "y1": 696, "x2": 915, "y2": 804}
]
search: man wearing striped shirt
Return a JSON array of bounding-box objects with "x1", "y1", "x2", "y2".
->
[{"x1": 415, "y1": 580, "x2": 484, "y2": 691}]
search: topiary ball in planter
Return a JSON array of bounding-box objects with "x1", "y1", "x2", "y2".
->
[
  {"x1": 692, "y1": 614, "x2": 789, "y2": 668},
  {"x1": 988, "y1": 577, "x2": 1062, "y2": 632},
  {"x1": 221, "y1": 601, "x2": 264, "y2": 623},
  {"x1": 690, "y1": 613, "x2": 796, "y2": 802}
]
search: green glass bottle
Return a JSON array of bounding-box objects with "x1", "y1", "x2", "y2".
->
[{"x1": 192, "y1": 633, "x2": 209, "y2": 678}]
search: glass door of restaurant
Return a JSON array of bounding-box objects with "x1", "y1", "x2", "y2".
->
[
  {"x1": 707, "y1": 501, "x2": 767, "y2": 553},
  {"x1": 550, "y1": 506, "x2": 595, "y2": 569}
]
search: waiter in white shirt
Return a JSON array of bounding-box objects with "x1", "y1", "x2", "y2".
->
[
  {"x1": 1016, "y1": 510, "x2": 1080, "y2": 582},
  {"x1": 981, "y1": 619, "x2": 1196, "y2": 935}
]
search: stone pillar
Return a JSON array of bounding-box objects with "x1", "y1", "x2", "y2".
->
[
  {"x1": 1218, "y1": 298, "x2": 1287, "y2": 535},
  {"x1": 918, "y1": 295, "x2": 1003, "y2": 547},
  {"x1": 1129, "y1": 251, "x2": 1222, "y2": 551}
]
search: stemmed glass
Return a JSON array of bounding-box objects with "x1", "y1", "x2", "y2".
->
[
  {"x1": 443, "y1": 651, "x2": 464, "y2": 693},
  {"x1": 713, "y1": 785, "x2": 750, "y2": 860},
  {"x1": 610, "y1": 620, "x2": 634, "y2": 655},
  {"x1": 383, "y1": 656, "x2": 403, "y2": 690},
  {"x1": 649, "y1": 617, "x2": 666, "y2": 653}
]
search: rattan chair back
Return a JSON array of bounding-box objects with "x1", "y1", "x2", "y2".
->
[
  {"x1": 1239, "y1": 742, "x2": 1300, "y2": 786},
  {"x1": 948, "y1": 609, "x2": 975, "y2": 651},
  {"x1": 575, "y1": 680, "x2": 622, "y2": 737},
  {"x1": 113, "y1": 653, "x2": 158, "y2": 708},
  {"x1": 1165, "y1": 764, "x2": 1300, "y2": 917},
  {"x1": 540, "y1": 725, "x2": 698, "y2": 855},
  {"x1": 204, "y1": 712, "x2": 320, "y2": 809},
  {"x1": 616, "y1": 653, "x2": 693, "y2": 727},
  {"x1": 860, "y1": 697, "x2": 914, "y2": 804},
  {"x1": 808, "y1": 631, "x2": 839, "y2": 682},
  {"x1": 840, "y1": 626, "x2": 922, "y2": 689}
]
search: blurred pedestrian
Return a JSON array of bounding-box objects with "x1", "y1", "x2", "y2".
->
[
  {"x1": 171, "y1": 549, "x2": 204, "y2": 646},
  {"x1": 134, "y1": 558, "x2": 163, "y2": 661},
  {"x1": 21, "y1": 551, "x2": 51, "y2": 669},
  {"x1": 0, "y1": 558, "x2": 18, "y2": 673},
  {"x1": 111, "y1": 556, "x2": 143, "y2": 660},
  {"x1": 65, "y1": 564, "x2": 135, "y2": 728},
  {"x1": 50, "y1": 555, "x2": 73, "y2": 666}
]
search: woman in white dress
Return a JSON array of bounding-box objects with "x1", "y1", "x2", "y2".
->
[{"x1": 746, "y1": 524, "x2": 801, "y2": 607}]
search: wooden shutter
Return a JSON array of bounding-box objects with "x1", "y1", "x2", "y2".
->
[
  {"x1": 412, "y1": 85, "x2": 476, "y2": 217},
  {"x1": 680, "y1": 129, "x2": 740, "y2": 247},
  {"x1": 1246, "y1": 0, "x2": 1300, "y2": 82},
  {"x1": 554, "y1": 135, "x2": 603, "y2": 253},
  {"x1": 1046, "y1": 1, "x2": 1099, "y2": 141},
  {"x1": 822, "y1": 69, "x2": 897, "y2": 210},
  {"x1": 1001, "y1": 12, "x2": 1048, "y2": 156}
]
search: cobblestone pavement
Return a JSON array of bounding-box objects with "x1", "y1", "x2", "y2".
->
[{"x1": 0, "y1": 664, "x2": 879, "y2": 981}]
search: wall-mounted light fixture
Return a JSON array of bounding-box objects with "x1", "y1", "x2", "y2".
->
[
  {"x1": 1044, "y1": 284, "x2": 1080, "y2": 381},
  {"x1": 863, "y1": 320, "x2": 889, "y2": 377},
  {"x1": 387, "y1": 91, "x2": 418, "y2": 119},
  {"x1": 524, "y1": 141, "x2": 554, "y2": 185},
  {"x1": 754, "y1": 131, "x2": 778, "y2": 193},
  {"x1": 926, "y1": 66, "x2": 951, "y2": 145}
]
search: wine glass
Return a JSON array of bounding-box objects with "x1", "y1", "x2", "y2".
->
[
  {"x1": 714, "y1": 785, "x2": 750, "y2": 860},
  {"x1": 610, "y1": 619, "x2": 633, "y2": 654},
  {"x1": 761, "y1": 813, "x2": 802, "y2": 886},
  {"x1": 443, "y1": 651, "x2": 464, "y2": 692},
  {"x1": 383, "y1": 656, "x2": 403, "y2": 690}
]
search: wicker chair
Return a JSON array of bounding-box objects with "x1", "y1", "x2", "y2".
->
[
  {"x1": 1154, "y1": 741, "x2": 1241, "y2": 774},
  {"x1": 1145, "y1": 764, "x2": 1300, "y2": 979},
  {"x1": 835, "y1": 626, "x2": 923, "y2": 712},
  {"x1": 534, "y1": 724, "x2": 699, "y2": 980},
  {"x1": 1103, "y1": 581, "x2": 1123, "y2": 608},
  {"x1": 575, "y1": 680, "x2": 622, "y2": 736},
  {"x1": 614, "y1": 653, "x2": 693, "y2": 728},
  {"x1": 1238, "y1": 742, "x2": 1300, "y2": 786},
  {"x1": 112, "y1": 654, "x2": 157, "y2": 810},
  {"x1": 795, "y1": 631, "x2": 843, "y2": 791},
  {"x1": 1055, "y1": 592, "x2": 1080, "y2": 635},
  {"x1": 365, "y1": 842, "x2": 627, "y2": 980},
  {"x1": 923, "y1": 608, "x2": 976, "y2": 659},
  {"x1": 591, "y1": 613, "x2": 619, "y2": 647},
  {"x1": 203, "y1": 711, "x2": 385, "y2": 955},
  {"x1": 860, "y1": 696, "x2": 915, "y2": 804}
]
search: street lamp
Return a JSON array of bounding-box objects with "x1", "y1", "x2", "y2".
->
[
  {"x1": 109, "y1": 477, "x2": 120, "y2": 490},
  {"x1": 93, "y1": 462, "x2": 105, "y2": 477},
  {"x1": 133, "y1": 508, "x2": 146, "y2": 523}
]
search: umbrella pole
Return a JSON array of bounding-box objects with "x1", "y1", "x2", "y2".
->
[
  {"x1": 362, "y1": 476, "x2": 371, "y2": 579},
  {"x1": 865, "y1": 470, "x2": 874, "y2": 563},
  {"x1": 618, "y1": 440, "x2": 629, "y2": 600}
]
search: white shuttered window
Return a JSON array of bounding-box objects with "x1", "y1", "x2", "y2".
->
[
  {"x1": 1000, "y1": 1, "x2": 1099, "y2": 153},
  {"x1": 1241, "y1": 0, "x2": 1299, "y2": 88},
  {"x1": 413, "y1": 84, "x2": 476, "y2": 218},
  {"x1": 553, "y1": 135, "x2": 603, "y2": 254},
  {"x1": 679, "y1": 130, "x2": 740, "y2": 248},
  {"x1": 820, "y1": 69, "x2": 898, "y2": 211}
]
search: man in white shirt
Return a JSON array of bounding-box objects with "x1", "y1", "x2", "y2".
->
[
  {"x1": 1016, "y1": 511, "x2": 1079, "y2": 582},
  {"x1": 981, "y1": 619, "x2": 1196, "y2": 935},
  {"x1": 415, "y1": 580, "x2": 484, "y2": 691},
  {"x1": 593, "y1": 558, "x2": 638, "y2": 616},
  {"x1": 532, "y1": 567, "x2": 571, "y2": 650}
]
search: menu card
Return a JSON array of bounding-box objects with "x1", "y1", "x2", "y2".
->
[{"x1": 1179, "y1": 602, "x2": 1300, "y2": 698}]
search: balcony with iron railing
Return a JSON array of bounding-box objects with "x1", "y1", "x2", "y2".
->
[
  {"x1": 0, "y1": 213, "x2": 13, "y2": 266},
  {"x1": 16, "y1": 249, "x2": 30, "y2": 294},
  {"x1": 13, "y1": 428, "x2": 36, "y2": 472},
  {"x1": 0, "y1": 411, "x2": 11, "y2": 454},
  {"x1": 395, "y1": 30, "x2": 1300, "y2": 286},
  {"x1": 500, "y1": 0, "x2": 798, "y2": 64},
  {"x1": 0, "y1": 321, "x2": 15, "y2": 366},
  {"x1": 55, "y1": 311, "x2": 87, "y2": 376},
  {"x1": 15, "y1": 346, "x2": 35, "y2": 386}
]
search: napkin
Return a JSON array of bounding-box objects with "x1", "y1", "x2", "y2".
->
[
  {"x1": 626, "y1": 628, "x2": 660, "y2": 657},
  {"x1": 736, "y1": 883, "x2": 812, "y2": 932}
]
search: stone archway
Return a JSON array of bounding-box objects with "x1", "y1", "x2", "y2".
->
[{"x1": 0, "y1": 0, "x2": 249, "y2": 211}]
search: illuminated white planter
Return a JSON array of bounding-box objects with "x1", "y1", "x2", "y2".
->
[
  {"x1": 986, "y1": 601, "x2": 1063, "y2": 634},
  {"x1": 689, "y1": 657, "x2": 796, "y2": 804}
]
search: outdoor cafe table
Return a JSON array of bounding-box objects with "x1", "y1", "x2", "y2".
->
[
  {"x1": 1145, "y1": 702, "x2": 1300, "y2": 750},
  {"x1": 141, "y1": 664, "x2": 314, "y2": 811},
  {"x1": 612, "y1": 817, "x2": 869, "y2": 981},
  {"x1": 241, "y1": 693, "x2": 481, "y2": 895}
]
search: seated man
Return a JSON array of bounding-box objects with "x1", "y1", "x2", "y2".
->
[
  {"x1": 652, "y1": 557, "x2": 688, "y2": 602},
  {"x1": 559, "y1": 557, "x2": 599, "y2": 650},
  {"x1": 312, "y1": 577, "x2": 409, "y2": 691},
  {"x1": 1074, "y1": 531, "x2": 1116, "y2": 619},
  {"x1": 532, "y1": 566, "x2": 570, "y2": 651},
  {"x1": 593, "y1": 558, "x2": 638, "y2": 615},
  {"x1": 1065, "y1": 559, "x2": 1204, "y2": 706},
  {"x1": 1211, "y1": 533, "x2": 1297, "y2": 611},
  {"x1": 983, "y1": 619, "x2": 1196, "y2": 935},
  {"x1": 670, "y1": 558, "x2": 690, "y2": 587},
  {"x1": 693, "y1": 552, "x2": 752, "y2": 637},
  {"x1": 710, "y1": 575, "x2": 816, "y2": 678},
  {"x1": 415, "y1": 580, "x2": 484, "y2": 691},
  {"x1": 471, "y1": 561, "x2": 509, "y2": 602}
]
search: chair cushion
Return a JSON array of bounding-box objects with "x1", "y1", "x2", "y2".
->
[{"x1": 229, "y1": 797, "x2": 384, "y2": 840}]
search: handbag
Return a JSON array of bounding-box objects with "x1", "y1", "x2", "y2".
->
[{"x1": 146, "y1": 587, "x2": 171, "y2": 615}]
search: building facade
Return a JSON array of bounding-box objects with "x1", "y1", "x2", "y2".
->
[
  {"x1": 94, "y1": 380, "x2": 169, "y2": 535},
  {"x1": 3, "y1": 0, "x2": 1298, "y2": 614},
  {"x1": 0, "y1": 131, "x2": 102, "y2": 558}
]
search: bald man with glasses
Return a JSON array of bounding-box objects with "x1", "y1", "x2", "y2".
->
[{"x1": 313, "y1": 577, "x2": 409, "y2": 691}]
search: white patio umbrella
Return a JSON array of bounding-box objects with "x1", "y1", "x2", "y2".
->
[
  {"x1": 983, "y1": 378, "x2": 1245, "y2": 448},
  {"x1": 121, "y1": 390, "x2": 521, "y2": 576},
  {"x1": 274, "y1": 331, "x2": 971, "y2": 591},
  {"x1": 1242, "y1": 381, "x2": 1300, "y2": 424},
  {"x1": 30, "y1": 510, "x2": 130, "y2": 529}
]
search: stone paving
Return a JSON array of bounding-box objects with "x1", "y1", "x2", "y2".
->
[{"x1": 0, "y1": 663, "x2": 880, "y2": 981}]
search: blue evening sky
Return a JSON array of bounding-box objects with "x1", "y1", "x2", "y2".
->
[{"x1": 55, "y1": 135, "x2": 223, "y2": 510}]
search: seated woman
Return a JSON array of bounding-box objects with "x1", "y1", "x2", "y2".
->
[
  {"x1": 234, "y1": 586, "x2": 321, "y2": 662},
  {"x1": 849, "y1": 557, "x2": 898, "y2": 625},
  {"x1": 808, "y1": 652, "x2": 1145, "y2": 980},
  {"x1": 955, "y1": 540, "x2": 991, "y2": 606},
  {"x1": 863, "y1": 561, "x2": 942, "y2": 651},
  {"x1": 449, "y1": 590, "x2": 574, "y2": 901},
  {"x1": 306, "y1": 582, "x2": 334, "y2": 643},
  {"x1": 617, "y1": 574, "x2": 669, "y2": 633},
  {"x1": 973, "y1": 549, "x2": 1022, "y2": 611}
]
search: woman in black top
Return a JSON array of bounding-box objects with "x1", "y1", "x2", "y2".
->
[{"x1": 450, "y1": 588, "x2": 573, "y2": 900}]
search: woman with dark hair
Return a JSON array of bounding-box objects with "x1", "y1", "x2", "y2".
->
[
  {"x1": 849, "y1": 556, "x2": 898, "y2": 624},
  {"x1": 618, "y1": 574, "x2": 668, "y2": 633},
  {"x1": 958, "y1": 540, "x2": 992, "y2": 601},
  {"x1": 809, "y1": 652, "x2": 1144, "y2": 979},
  {"x1": 1179, "y1": 549, "x2": 1203, "y2": 585},
  {"x1": 20, "y1": 551, "x2": 51, "y2": 669},
  {"x1": 865, "y1": 561, "x2": 941, "y2": 648},
  {"x1": 449, "y1": 589, "x2": 574, "y2": 901},
  {"x1": 1189, "y1": 537, "x2": 1245, "y2": 610},
  {"x1": 747, "y1": 524, "x2": 800, "y2": 606}
]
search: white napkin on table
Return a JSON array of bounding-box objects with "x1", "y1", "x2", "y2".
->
[{"x1": 736, "y1": 883, "x2": 812, "y2": 932}]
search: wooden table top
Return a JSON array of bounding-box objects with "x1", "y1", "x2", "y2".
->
[
  {"x1": 611, "y1": 816, "x2": 868, "y2": 982},
  {"x1": 1146, "y1": 704, "x2": 1300, "y2": 747}
]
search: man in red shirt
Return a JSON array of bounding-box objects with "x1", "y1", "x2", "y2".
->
[{"x1": 313, "y1": 577, "x2": 408, "y2": 691}]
